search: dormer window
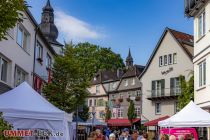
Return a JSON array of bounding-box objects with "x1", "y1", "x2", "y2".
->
[{"x1": 124, "y1": 80, "x2": 128, "y2": 86}]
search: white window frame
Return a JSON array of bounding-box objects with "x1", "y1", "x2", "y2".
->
[
  {"x1": 14, "y1": 66, "x2": 27, "y2": 87},
  {"x1": 36, "y1": 41, "x2": 43, "y2": 60},
  {"x1": 164, "y1": 55, "x2": 167, "y2": 66},
  {"x1": 124, "y1": 79, "x2": 128, "y2": 86},
  {"x1": 131, "y1": 78, "x2": 135, "y2": 85},
  {"x1": 89, "y1": 99, "x2": 92, "y2": 107},
  {"x1": 0, "y1": 56, "x2": 8, "y2": 83},
  {"x1": 174, "y1": 101, "x2": 179, "y2": 113},
  {"x1": 173, "y1": 53, "x2": 177, "y2": 64},
  {"x1": 17, "y1": 24, "x2": 30, "y2": 53},
  {"x1": 155, "y1": 102, "x2": 161, "y2": 115},
  {"x1": 96, "y1": 85, "x2": 100, "y2": 94},
  {"x1": 135, "y1": 106, "x2": 141, "y2": 117},
  {"x1": 198, "y1": 11, "x2": 206, "y2": 38},
  {"x1": 117, "y1": 108, "x2": 123, "y2": 118},
  {"x1": 46, "y1": 53, "x2": 52, "y2": 69},
  {"x1": 136, "y1": 90, "x2": 141, "y2": 97},
  {"x1": 159, "y1": 56, "x2": 163, "y2": 67},
  {"x1": 168, "y1": 54, "x2": 172, "y2": 65},
  {"x1": 198, "y1": 60, "x2": 206, "y2": 87}
]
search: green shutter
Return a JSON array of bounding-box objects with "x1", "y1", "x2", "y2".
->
[
  {"x1": 170, "y1": 78, "x2": 174, "y2": 95},
  {"x1": 152, "y1": 81, "x2": 155, "y2": 96},
  {"x1": 161, "y1": 79, "x2": 165, "y2": 96}
]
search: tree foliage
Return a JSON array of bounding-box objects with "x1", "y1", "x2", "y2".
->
[
  {"x1": 105, "y1": 105, "x2": 111, "y2": 121},
  {"x1": 127, "y1": 100, "x2": 136, "y2": 125},
  {"x1": 43, "y1": 45, "x2": 89, "y2": 113},
  {"x1": 0, "y1": 112, "x2": 21, "y2": 140},
  {"x1": 0, "y1": 0, "x2": 27, "y2": 40},
  {"x1": 78, "y1": 105, "x2": 90, "y2": 121},
  {"x1": 178, "y1": 75, "x2": 194, "y2": 110},
  {"x1": 72, "y1": 42, "x2": 125, "y2": 81}
]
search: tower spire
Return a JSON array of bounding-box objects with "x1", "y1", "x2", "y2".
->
[{"x1": 126, "y1": 48, "x2": 133, "y2": 67}]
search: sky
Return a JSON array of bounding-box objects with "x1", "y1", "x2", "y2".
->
[{"x1": 27, "y1": 0, "x2": 193, "y2": 65}]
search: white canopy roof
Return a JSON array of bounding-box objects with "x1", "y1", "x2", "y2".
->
[
  {"x1": 159, "y1": 101, "x2": 210, "y2": 127},
  {"x1": 0, "y1": 82, "x2": 72, "y2": 140}
]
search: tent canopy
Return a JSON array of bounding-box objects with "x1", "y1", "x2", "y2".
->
[
  {"x1": 144, "y1": 116, "x2": 169, "y2": 126},
  {"x1": 159, "y1": 101, "x2": 210, "y2": 127},
  {"x1": 0, "y1": 82, "x2": 72, "y2": 140}
]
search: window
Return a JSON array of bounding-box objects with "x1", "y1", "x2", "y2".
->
[
  {"x1": 136, "y1": 90, "x2": 141, "y2": 96},
  {"x1": 0, "y1": 57, "x2": 8, "y2": 82},
  {"x1": 89, "y1": 99, "x2": 92, "y2": 107},
  {"x1": 14, "y1": 66, "x2": 27, "y2": 87},
  {"x1": 168, "y1": 54, "x2": 172, "y2": 65},
  {"x1": 131, "y1": 78, "x2": 135, "y2": 85},
  {"x1": 135, "y1": 107, "x2": 141, "y2": 117},
  {"x1": 96, "y1": 85, "x2": 100, "y2": 94},
  {"x1": 170, "y1": 77, "x2": 181, "y2": 95},
  {"x1": 173, "y1": 53, "x2": 177, "y2": 64},
  {"x1": 155, "y1": 103, "x2": 161, "y2": 114},
  {"x1": 199, "y1": 61, "x2": 206, "y2": 87},
  {"x1": 152, "y1": 80, "x2": 165, "y2": 97},
  {"x1": 164, "y1": 55, "x2": 167, "y2": 65},
  {"x1": 174, "y1": 102, "x2": 179, "y2": 113},
  {"x1": 97, "y1": 99, "x2": 104, "y2": 107},
  {"x1": 46, "y1": 53, "x2": 52, "y2": 69},
  {"x1": 117, "y1": 108, "x2": 123, "y2": 118},
  {"x1": 124, "y1": 79, "x2": 128, "y2": 86},
  {"x1": 94, "y1": 99, "x2": 97, "y2": 106},
  {"x1": 17, "y1": 24, "x2": 30, "y2": 52},
  {"x1": 198, "y1": 11, "x2": 206, "y2": 38},
  {"x1": 120, "y1": 93, "x2": 123, "y2": 98},
  {"x1": 159, "y1": 56, "x2": 163, "y2": 66},
  {"x1": 36, "y1": 42, "x2": 43, "y2": 60}
]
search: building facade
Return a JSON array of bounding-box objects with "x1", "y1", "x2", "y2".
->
[
  {"x1": 107, "y1": 50, "x2": 144, "y2": 127},
  {"x1": 0, "y1": 0, "x2": 61, "y2": 94},
  {"x1": 139, "y1": 28, "x2": 194, "y2": 130},
  {"x1": 87, "y1": 70, "x2": 123, "y2": 122},
  {"x1": 185, "y1": 0, "x2": 210, "y2": 138}
]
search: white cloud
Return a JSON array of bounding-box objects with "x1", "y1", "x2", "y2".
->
[{"x1": 55, "y1": 10, "x2": 104, "y2": 42}]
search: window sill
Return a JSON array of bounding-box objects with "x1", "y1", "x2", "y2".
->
[
  {"x1": 196, "y1": 86, "x2": 206, "y2": 91},
  {"x1": 155, "y1": 113, "x2": 161, "y2": 115},
  {"x1": 196, "y1": 34, "x2": 205, "y2": 43}
]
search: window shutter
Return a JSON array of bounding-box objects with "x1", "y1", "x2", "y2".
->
[
  {"x1": 161, "y1": 79, "x2": 165, "y2": 96},
  {"x1": 152, "y1": 81, "x2": 155, "y2": 96},
  {"x1": 170, "y1": 78, "x2": 174, "y2": 95}
]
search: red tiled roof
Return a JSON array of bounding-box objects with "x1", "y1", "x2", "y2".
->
[
  {"x1": 107, "y1": 118, "x2": 140, "y2": 127},
  {"x1": 144, "y1": 116, "x2": 169, "y2": 126}
]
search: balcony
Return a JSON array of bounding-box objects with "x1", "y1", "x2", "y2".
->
[
  {"x1": 184, "y1": 0, "x2": 207, "y2": 17},
  {"x1": 147, "y1": 88, "x2": 181, "y2": 101}
]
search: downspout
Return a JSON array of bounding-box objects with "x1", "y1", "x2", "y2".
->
[{"x1": 32, "y1": 26, "x2": 38, "y2": 88}]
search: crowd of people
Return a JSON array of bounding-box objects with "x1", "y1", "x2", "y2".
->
[
  {"x1": 87, "y1": 127, "x2": 195, "y2": 140},
  {"x1": 87, "y1": 127, "x2": 148, "y2": 140}
]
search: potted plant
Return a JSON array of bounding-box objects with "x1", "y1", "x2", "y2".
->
[
  {"x1": 118, "y1": 98, "x2": 123, "y2": 102},
  {"x1": 135, "y1": 96, "x2": 141, "y2": 101}
]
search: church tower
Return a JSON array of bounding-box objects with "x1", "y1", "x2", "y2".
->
[
  {"x1": 39, "y1": 0, "x2": 64, "y2": 55},
  {"x1": 126, "y1": 48, "x2": 133, "y2": 68}
]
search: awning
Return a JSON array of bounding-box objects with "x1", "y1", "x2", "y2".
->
[
  {"x1": 107, "y1": 118, "x2": 141, "y2": 126},
  {"x1": 144, "y1": 116, "x2": 169, "y2": 126}
]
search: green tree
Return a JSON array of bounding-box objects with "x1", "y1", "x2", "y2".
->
[
  {"x1": 178, "y1": 75, "x2": 194, "y2": 109},
  {"x1": 43, "y1": 45, "x2": 89, "y2": 113},
  {"x1": 78, "y1": 105, "x2": 90, "y2": 121},
  {"x1": 127, "y1": 100, "x2": 136, "y2": 127},
  {"x1": 0, "y1": 0, "x2": 27, "y2": 40},
  {"x1": 105, "y1": 105, "x2": 111, "y2": 121},
  {"x1": 73, "y1": 42, "x2": 125, "y2": 81},
  {"x1": 0, "y1": 112, "x2": 21, "y2": 140}
]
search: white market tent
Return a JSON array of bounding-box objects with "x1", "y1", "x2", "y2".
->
[
  {"x1": 0, "y1": 82, "x2": 73, "y2": 140},
  {"x1": 159, "y1": 101, "x2": 210, "y2": 127}
]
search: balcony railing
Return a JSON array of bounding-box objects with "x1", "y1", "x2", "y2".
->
[
  {"x1": 148, "y1": 88, "x2": 181, "y2": 100},
  {"x1": 185, "y1": 0, "x2": 207, "y2": 17}
]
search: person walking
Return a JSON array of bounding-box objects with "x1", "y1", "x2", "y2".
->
[
  {"x1": 131, "y1": 130, "x2": 139, "y2": 140},
  {"x1": 109, "y1": 133, "x2": 116, "y2": 140},
  {"x1": 141, "y1": 132, "x2": 148, "y2": 140},
  {"x1": 104, "y1": 127, "x2": 112, "y2": 140},
  {"x1": 119, "y1": 128, "x2": 133, "y2": 140},
  {"x1": 96, "y1": 129, "x2": 105, "y2": 140}
]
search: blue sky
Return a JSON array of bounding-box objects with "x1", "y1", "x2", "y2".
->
[{"x1": 27, "y1": 0, "x2": 193, "y2": 65}]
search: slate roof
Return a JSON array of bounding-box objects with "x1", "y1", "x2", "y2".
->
[
  {"x1": 122, "y1": 65, "x2": 145, "y2": 78},
  {"x1": 91, "y1": 69, "x2": 124, "y2": 85}
]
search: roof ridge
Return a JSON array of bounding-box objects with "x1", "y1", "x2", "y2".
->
[{"x1": 167, "y1": 27, "x2": 193, "y2": 37}]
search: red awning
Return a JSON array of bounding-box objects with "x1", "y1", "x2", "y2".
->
[
  {"x1": 144, "y1": 116, "x2": 170, "y2": 126},
  {"x1": 107, "y1": 118, "x2": 141, "y2": 127}
]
